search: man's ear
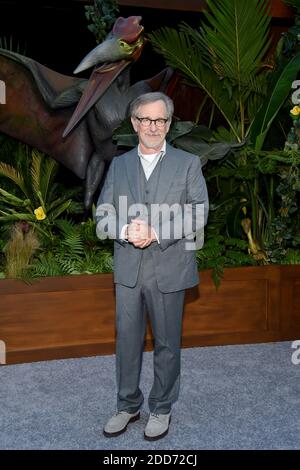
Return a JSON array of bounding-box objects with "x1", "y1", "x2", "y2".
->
[{"x1": 131, "y1": 117, "x2": 138, "y2": 133}]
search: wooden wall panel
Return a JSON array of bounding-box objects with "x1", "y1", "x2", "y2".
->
[
  {"x1": 0, "y1": 289, "x2": 115, "y2": 349},
  {"x1": 184, "y1": 280, "x2": 269, "y2": 335},
  {"x1": 0, "y1": 265, "x2": 299, "y2": 365},
  {"x1": 280, "y1": 266, "x2": 300, "y2": 337}
]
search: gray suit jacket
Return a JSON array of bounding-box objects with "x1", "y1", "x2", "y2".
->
[{"x1": 95, "y1": 143, "x2": 209, "y2": 293}]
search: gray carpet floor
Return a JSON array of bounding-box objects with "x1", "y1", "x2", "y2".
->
[{"x1": 1, "y1": 341, "x2": 300, "y2": 450}]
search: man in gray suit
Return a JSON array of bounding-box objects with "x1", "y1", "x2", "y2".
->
[{"x1": 96, "y1": 92, "x2": 209, "y2": 441}]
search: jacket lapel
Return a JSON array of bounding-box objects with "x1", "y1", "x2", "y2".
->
[
  {"x1": 125, "y1": 143, "x2": 179, "y2": 203},
  {"x1": 125, "y1": 147, "x2": 142, "y2": 203},
  {"x1": 153, "y1": 143, "x2": 179, "y2": 204}
]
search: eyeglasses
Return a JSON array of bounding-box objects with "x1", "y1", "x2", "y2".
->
[{"x1": 135, "y1": 116, "x2": 169, "y2": 128}]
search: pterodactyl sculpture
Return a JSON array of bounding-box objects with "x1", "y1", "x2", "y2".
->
[{"x1": 0, "y1": 16, "x2": 172, "y2": 211}]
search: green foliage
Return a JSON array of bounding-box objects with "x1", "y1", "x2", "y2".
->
[
  {"x1": 149, "y1": 0, "x2": 300, "y2": 150},
  {"x1": 99, "y1": 0, "x2": 300, "y2": 284},
  {"x1": 276, "y1": 4, "x2": 300, "y2": 68},
  {"x1": 250, "y1": 50, "x2": 300, "y2": 150},
  {"x1": 264, "y1": 155, "x2": 300, "y2": 262},
  {"x1": 204, "y1": 149, "x2": 300, "y2": 271},
  {"x1": 85, "y1": 0, "x2": 119, "y2": 44},
  {"x1": 196, "y1": 230, "x2": 255, "y2": 288},
  {"x1": 0, "y1": 142, "x2": 82, "y2": 239},
  {"x1": 284, "y1": 0, "x2": 300, "y2": 11},
  {"x1": 0, "y1": 136, "x2": 113, "y2": 280},
  {"x1": 149, "y1": 0, "x2": 272, "y2": 142},
  {"x1": 3, "y1": 0, "x2": 300, "y2": 291},
  {"x1": 283, "y1": 248, "x2": 300, "y2": 264},
  {"x1": 29, "y1": 219, "x2": 114, "y2": 278}
]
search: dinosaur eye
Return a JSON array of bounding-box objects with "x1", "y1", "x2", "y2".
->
[{"x1": 119, "y1": 41, "x2": 127, "y2": 48}]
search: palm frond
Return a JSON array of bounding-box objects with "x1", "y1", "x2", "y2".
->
[
  {"x1": 246, "y1": 72, "x2": 271, "y2": 123},
  {"x1": 40, "y1": 154, "x2": 58, "y2": 202},
  {"x1": 66, "y1": 200, "x2": 84, "y2": 214},
  {"x1": 30, "y1": 150, "x2": 42, "y2": 197},
  {"x1": 149, "y1": 27, "x2": 238, "y2": 139},
  {"x1": 0, "y1": 187, "x2": 29, "y2": 207},
  {"x1": 15, "y1": 143, "x2": 32, "y2": 176},
  {"x1": 0, "y1": 212, "x2": 36, "y2": 222},
  {"x1": 149, "y1": 0, "x2": 272, "y2": 141},
  {"x1": 0, "y1": 162, "x2": 30, "y2": 199},
  {"x1": 202, "y1": 0, "x2": 271, "y2": 87},
  {"x1": 47, "y1": 187, "x2": 82, "y2": 212},
  {"x1": 48, "y1": 200, "x2": 72, "y2": 221}
]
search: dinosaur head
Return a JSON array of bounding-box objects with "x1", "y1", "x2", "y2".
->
[
  {"x1": 74, "y1": 16, "x2": 144, "y2": 74},
  {"x1": 63, "y1": 16, "x2": 145, "y2": 138}
]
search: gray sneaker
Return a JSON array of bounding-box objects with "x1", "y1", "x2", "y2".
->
[
  {"x1": 103, "y1": 410, "x2": 140, "y2": 437},
  {"x1": 144, "y1": 412, "x2": 171, "y2": 441}
]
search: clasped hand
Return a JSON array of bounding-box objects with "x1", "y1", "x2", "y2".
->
[{"x1": 126, "y1": 218, "x2": 157, "y2": 248}]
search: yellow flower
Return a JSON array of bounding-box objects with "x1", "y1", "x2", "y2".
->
[
  {"x1": 290, "y1": 106, "x2": 300, "y2": 116},
  {"x1": 240, "y1": 198, "x2": 247, "y2": 215},
  {"x1": 34, "y1": 206, "x2": 46, "y2": 220}
]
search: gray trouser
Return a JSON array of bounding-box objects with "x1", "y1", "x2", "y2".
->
[{"x1": 115, "y1": 247, "x2": 185, "y2": 414}]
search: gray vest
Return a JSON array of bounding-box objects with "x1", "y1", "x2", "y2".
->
[{"x1": 138, "y1": 155, "x2": 163, "y2": 248}]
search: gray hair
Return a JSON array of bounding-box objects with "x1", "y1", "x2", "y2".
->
[{"x1": 129, "y1": 92, "x2": 174, "y2": 119}]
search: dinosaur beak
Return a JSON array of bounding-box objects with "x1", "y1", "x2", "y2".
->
[
  {"x1": 63, "y1": 60, "x2": 130, "y2": 138},
  {"x1": 63, "y1": 16, "x2": 145, "y2": 138},
  {"x1": 74, "y1": 38, "x2": 131, "y2": 74},
  {"x1": 73, "y1": 16, "x2": 144, "y2": 74}
]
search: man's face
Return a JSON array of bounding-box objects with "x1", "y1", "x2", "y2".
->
[{"x1": 131, "y1": 100, "x2": 171, "y2": 154}]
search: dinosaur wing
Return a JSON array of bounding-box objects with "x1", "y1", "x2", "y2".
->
[
  {"x1": 0, "y1": 50, "x2": 92, "y2": 179},
  {"x1": 0, "y1": 49, "x2": 85, "y2": 107}
]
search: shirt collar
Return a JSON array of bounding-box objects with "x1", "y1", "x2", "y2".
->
[{"x1": 138, "y1": 140, "x2": 166, "y2": 159}]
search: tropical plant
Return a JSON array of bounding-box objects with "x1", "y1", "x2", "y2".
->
[
  {"x1": 29, "y1": 218, "x2": 113, "y2": 278},
  {"x1": 284, "y1": 0, "x2": 300, "y2": 10},
  {"x1": 0, "y1": 137, "x2": 115, "y2": 280},
  {"x1": 0, "y1": 144, "x2": 82, "y2": 240},
  {"x1": 149, "y1": 0, "x2": 300, "y2": 151},
  {"x1": 196, "y1": 229, "x2": 255, "y2": 288},
  {"x1": 85, "y1": 0, "x2": 119, "y2": 44},
  {"x1": 207, "y1": 141, "x2": 299, "y2": 258},
  {"x1": 147, "y1": 0, "x2": 300, "y2": 263}
]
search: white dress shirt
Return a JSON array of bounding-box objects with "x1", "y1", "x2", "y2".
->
[
  {"x1": 138, "y1": 140, "x2": 166, "y2": 180},
  {"x1": 120, "y1": 141, "x2": 166, "y2": 241}
]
